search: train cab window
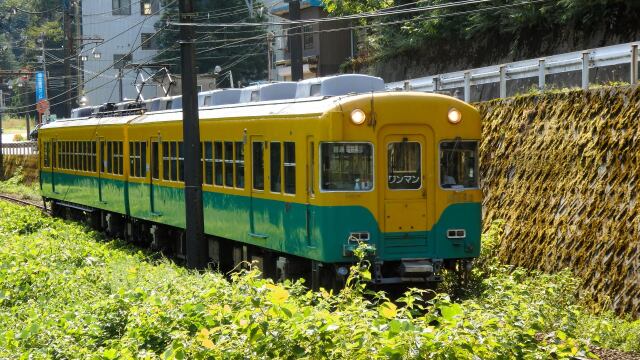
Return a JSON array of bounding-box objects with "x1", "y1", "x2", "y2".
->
[
  {"x1": 320, "y1": 143, "x2": 373, "y2": 192},
  {"x1": 178, "y1": 142, "x2": 184, "y2": 182},
  {"x1": 234, "y1": 142, "x2": 244, "y2": 188},
  {"x1": 388, "y1": 142, "x2": 421, "y2": 190},
  {"x1": 203, "y1": 142, "x2": 213, "y2": 185},
  {"x1": 270, "y1": 142, "x2": 281, "y2": 193},
  {"x1": 224, "y1": 142, "x2": 233, "y2": 187},
  {"x1": 162, "y1": 142, "x2": 170, "y2": 180},
  {"x1": 440, "y1": 140, "x2": 478, "y2": 189},
  {"x1": 284, "y1": 142, "x2": 296, "y2": 195},
  {"x1": 214, "y1": 141, "x2": 223, "y2": 186},
  {"x1": 252, "y1": 141, "x2": 264, "y2": 190},
  {"x1": 152, "y1": 141, "x2": 159, "y2": 180}
]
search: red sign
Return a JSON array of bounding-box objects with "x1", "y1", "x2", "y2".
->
[{"x1": 36, "y1": 99, "x2": 49, "y2": 114}]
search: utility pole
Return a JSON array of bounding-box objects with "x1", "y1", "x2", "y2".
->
[
  {"x1": 75, "y1": 0, "x2": 83, "y2": 106},
  {"x1": 63, "y1": 0, "x2": 74, "y2": 117},
  {"x1": 118, "y1": 68, "x2": 124, "y2": 102},
  {"x1": 267, "y1": 32, "x2": 273, "y2": 81},
  {"x1": 179, "y1": 0, "x2": 207, "y2": 268},
  {"x1": 287, "y1": 0, "x2": 303, "y2": 81}
]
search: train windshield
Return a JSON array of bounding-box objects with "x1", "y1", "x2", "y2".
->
[
  {"x1": 321, "y1": 143, "x2": 373, "y2": 191},
  {"x1": 440, "y1": 140, "x2": 478, "y2": 189}
]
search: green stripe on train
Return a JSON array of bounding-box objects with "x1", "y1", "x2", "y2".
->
[{"x1": 40, "y1": 171, "x2": 480, "y2": 263}]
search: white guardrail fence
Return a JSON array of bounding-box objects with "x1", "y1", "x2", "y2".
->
[
  {"x1": 386, "y1": 41, "x2": 640, "y2": 101},
  {"x1": 1, "y1": 141, "x2": 38, "y2": 155}
]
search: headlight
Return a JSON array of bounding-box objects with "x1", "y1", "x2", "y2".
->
[
  {"x1": 448, "y1": 108, "x2": 462, "y2": 124},
  {"x1": 350, "y1": 109, "x2": 367, "y2": 125}
]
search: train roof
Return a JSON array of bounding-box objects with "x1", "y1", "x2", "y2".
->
[{"x1": 41, "y1": 92, "x2": 476, "y2": 130}]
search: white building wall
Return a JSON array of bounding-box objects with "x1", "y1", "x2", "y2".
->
[{"x1": 81, "y1": 0, "x2": 162, "y2": 106}]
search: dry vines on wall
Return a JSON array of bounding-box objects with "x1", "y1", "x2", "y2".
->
[{"x1": 477, "y1": 86, "x2": 640, "y2": 316}]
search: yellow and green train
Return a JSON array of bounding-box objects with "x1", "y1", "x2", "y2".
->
[{"x1": 38, "y1": 90, "x2": 481, "y2": 287}]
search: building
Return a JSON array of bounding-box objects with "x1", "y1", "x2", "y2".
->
[
  {"x1": 81, "y1": 0, "x2": 162, "y2": 106},
  {"x1": 267, "y1": 0, "x2": 353, "y2": 81}
]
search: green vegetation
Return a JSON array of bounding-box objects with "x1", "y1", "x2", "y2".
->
[
  {"x1": 0, "y1": 200, "x2": 638, "y2": 358},
  {"x1": 0, "y1": 168, "x2": 40, "y2": 201}
]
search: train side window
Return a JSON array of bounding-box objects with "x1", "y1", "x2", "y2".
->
[
  {"x1": 80, "y1": 142, "x2": 85, "y2": 171},
  {"x1": 91, "y1": 141, "x2": 96, "y2": 172},
  {"x1": 234, "y1": 141, "x2": 244, "y2": 189},
  {"x1": 320, "y1": 142, "x2": 374, "y2": 192},
  {"x1": 85, "y1": 142, "x2": 90, "y2": 172},
  {"x1": 388, "y1": 142, "x2": 421, "y2": 190},
  {"x1": 204, "y1": 142, "x2": 213, "y2": 185},
  {"x1": 252, "y1": 141, "x2": 264, "y2": 191},
  {"x1": 284, "y1": 142, "x2": 296, "y2": 195},
  {"x1": 152, "y1": 141, "x2": 159, "y2": 180},
  {"x1": 74, "y1": 142, "x2": 79, "y2": 170},
  {"x1": 170, "y1": 142, "x2": 178, "y2": 181},
  {"x1": 178, "y1": 142, "x2": 184, "y2": 182},
  {"x1": 100, "y1": 142, "x2": 105, "y2": 173},
  {"x1": 224, "y1": 141, "x2": 233, "y2": 187},
  {"x1": 43, "y1": 142, "x2": 50, "y2": 168},
  {"x1": 140, "y1": 142, "x2": 147, "y2": 178},
  {"x1": 162, "y1": 142, "x2": 170, "y2": 181},
  {"x1": 107, "y1": 142, "x2": 113, "y2": 173},
  {"x1": 214, "y1": 141, "x2": 223, "y2": 186},
  {"x1": 270, "y1": 142, "x2": 281, "y2": 193},
  {"x1": 129, "y1": 142, "x2": 135, "y2": 176}
]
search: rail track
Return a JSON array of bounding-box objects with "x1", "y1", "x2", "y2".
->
[{"x1": 0, "y1": 194, "x2": 47, "y2": 212}]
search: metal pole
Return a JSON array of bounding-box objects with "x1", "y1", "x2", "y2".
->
[
  {"x1": 119, "y1": 68, "x2": 124, "y2": 102},
  {"x1": 179, "y1": 0, "x2": 207, "y2": 269},
  {"x1": 499, "y1": 65, "x2": 507, "y2": 98},
  {"x1": 267, "y1": 32, "x2": 273, "y2": 82},
  {"x1": 631, "y1": 44, "x2": 638, "y2": 85},
  {"x1": 463, "y1": 71, "x2": 471, "y2": 102},
  {"x1": 229, "y1": 71, "x2": 234, "y2": 88},
  {"x1": 581, "y1": 51, "x2": 590, "y2": 90},
  {"x1": 538, "y1": 59, "x2": 546, "y2": 90},
  {"x1": 288, "y1": 0, "x2": 303, "y2": 81},
  {"x1": 75, "y1": 1, "x2": 83, "y2": 107}
]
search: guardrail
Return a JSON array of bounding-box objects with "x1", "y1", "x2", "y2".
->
[
  {"x1": 386, "y1": 41, "x2": 640, "y2": 101},
  {"x1": 1, "y1": 141, "x2": 38, "y2": 156}
]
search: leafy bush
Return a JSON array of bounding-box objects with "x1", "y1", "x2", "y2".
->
[
  {"x1": 0, "y1": 167, "x2": 40, "y2": 201},
  {"x1": 0, "y1": 201, "x2": 637, "y2": 359}
]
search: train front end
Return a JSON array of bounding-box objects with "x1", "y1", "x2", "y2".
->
[{"x1": 314, "y1": 92, "x2": 482, "y2": 284}]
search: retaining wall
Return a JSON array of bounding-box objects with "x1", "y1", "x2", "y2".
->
[{"x1": 478, "y1": 86, "x2": 640, "y2": 316}]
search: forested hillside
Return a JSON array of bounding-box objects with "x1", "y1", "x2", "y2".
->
[{"x1": 323, "y1": 0, "x2": 640, "y2": 81}]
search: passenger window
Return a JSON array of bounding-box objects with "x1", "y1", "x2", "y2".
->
[
  {"x1": 162, "y1": 142, "x2": 170, "y2": 180},
  {"x1": 270, "y1": 142, "x2": 281, "y2": 193},
  {"x1": 170, "y1": 142, "x2": 177, "y2": 181},
  {"x1": 91, "y1": 141, "x2": 96, "y2": 172},
  {"x1": 214, "y1": 141, "x2": 223, "y2": 186},
  {"x1": 43, "y1": 142, "x2": 50, "y2": 168},
  {"x1": 252, "y1": 142, "x2": 264, "y2": 190},
  {"x1": 388, "y1": 142, "x2": 421, "y2": 190},
  {"x1": 204, "y1": 142, "x2": 213, "y2": 185},
  {"x1": 130, "y1": 142, "x2": 136, "y2": 177},
  {"x1": 235, "y1": 141, "x2": 244, "y2": 188},
  {"x1": 178, "y1": 142, "x2": 184, "y2": 182},
  {"x1": 320, "y1": 143, "x2": 373, "y2": 192},
  {"x1": 284, "y1": 142, "x2": 296, "y2": 195},
  {"x1": 107, "y1": 142, "x2": 113, "y2": 173},
  {"x1": 140, "y1": 142, "x2": 147, "y2": 177},
  {"x1": 224, "y1": 141, "x2": 233, "y2": 187}
]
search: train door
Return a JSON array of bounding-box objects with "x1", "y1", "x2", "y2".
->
[
  {"x1": 305, "y1": 136, "x2": 315, "y2": 247},
  {"x1": 149, "y1": 137, "x2": 160, "y2": 215},
  {"x1": 249, "y1": 136, "x2": 267, "y2": 239},
  {"x1": 97, "y1": 137, "x2": 105, "y2": 203},
  {"x1": 381, "y1": 127, "x2": 432, "y2": 254}
]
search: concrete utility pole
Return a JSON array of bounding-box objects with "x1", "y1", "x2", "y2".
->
[
  {"x1": 63, "y1": 0, "x2": 74, "y2": 117},
  {"x1": 40, "y1": 32, "x2": 49, "y2": 124},
  {"x1": 287, "y1": 0, "x2": 303, "y2": 81},
  {"x1": 179, "y1": 0, "x2": 207, "y2": 268}
]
